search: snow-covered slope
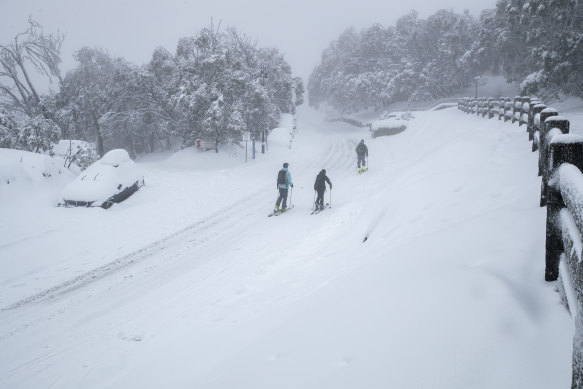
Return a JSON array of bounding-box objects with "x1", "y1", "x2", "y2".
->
[{"x1": 0, "y1": 107, "x2": 574, "y2": 388}]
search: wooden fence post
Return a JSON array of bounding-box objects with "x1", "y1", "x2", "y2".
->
[
  {"x1": 538, "y1": 108, "x2": 559, "y2": 179},
  {"x1": 544, "y1": 180, "x2": 563, "y2": 282},
  {"x1": 546, "y1": 135, "x2": 579, "y2": 281},
  {"x1": 519, "y1": 96, "x2": 530, "y2": 127},
  {"x1": 528, "y1": 101, "x2": 544, "y2": 141},
  {"x1": 488, "y1": 98, "x2": 497, "y2": 119},
  {"x1": 504, "y1": 99, "x2": 513, "y2": 122},
  {"x1": 498, "y1": 97, "x2": 506, "y2": 120},
  {"x1": 540, "y1": 114, "x2": 566, "y2": 206},
  {"x1": 512, "y1": 96, "x2": 521, "y2": 123},
  {"x1": 575, "y1": 317, "x2": 583, "y2": 389}
]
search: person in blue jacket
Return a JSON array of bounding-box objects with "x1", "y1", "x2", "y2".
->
[{"x1": 275, "y1": 162, "x2": 293, "y2": 212}]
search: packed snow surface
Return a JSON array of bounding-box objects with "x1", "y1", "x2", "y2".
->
[{"x1": 0, "y1": 107, "x2": 574, "y2": 388}]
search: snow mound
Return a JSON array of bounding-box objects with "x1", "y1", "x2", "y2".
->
[
  {"x1": 278, "y1": 113, "x2": 294, "y2": 129},
  {"x1": 371, "y1": 112, "x2": 414, "y2": 138},
  {"x1": 99, "y1": 148, "x2": 132, "y2": 166},
  {"x1": 0, "y1": 148, "x2": 73, "y2": 185},
  {"x1": 269, "y1": 127, "x2": 293, "y2": 149}
]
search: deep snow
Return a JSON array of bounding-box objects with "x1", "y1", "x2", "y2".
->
[{"x1": 0, "y1": 106, "x2": 576, "y2": 388}]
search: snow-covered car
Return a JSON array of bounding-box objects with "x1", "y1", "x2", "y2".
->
[{"x1": 59, "y1": 149, "x2": 145, "y2": 209}]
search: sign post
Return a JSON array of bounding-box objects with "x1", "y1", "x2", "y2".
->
[
  {"x1": 474, "y1": 76, "x2": 480, "y2": 99},
  {"x1": 243, "y1": 132, "x2": 251, "y2": 163}
]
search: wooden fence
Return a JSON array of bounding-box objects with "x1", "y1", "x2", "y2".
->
[{"x1": 458, "y1": 96, "x2": 583, "y2": 389}]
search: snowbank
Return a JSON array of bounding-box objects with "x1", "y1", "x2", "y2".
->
[
  {"x1": 370, "y1": 112, "x2": 414, "y2": 138},
  {"x1": 278, "y1": 113, "x2": 294, "y2": 129},
  {"x1": 0, "y1": 148, "x2": 73, "y2": 186}
]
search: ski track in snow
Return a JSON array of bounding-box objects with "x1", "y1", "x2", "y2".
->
[{"x1": 1, "y1": 189, "x2": 263, "y2": 312}]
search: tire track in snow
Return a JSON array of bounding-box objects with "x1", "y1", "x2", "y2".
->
[{"x1": 0, "y1": 187, "x2": 269, "y2": 313}]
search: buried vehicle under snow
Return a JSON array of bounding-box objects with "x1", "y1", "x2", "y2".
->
[{"x1": 59, "y1": 149, "x2": 145, "y2": 209}]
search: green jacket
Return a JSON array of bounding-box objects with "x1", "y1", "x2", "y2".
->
[{"x1": 356, "y1": 141, "x2": 368, "y2": 156}]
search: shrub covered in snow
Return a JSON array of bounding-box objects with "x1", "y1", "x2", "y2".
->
[
  {"x1": 0, "y1": 110, "x2": 61, "y2": 154},
  {"x1": 60, "y1": 149, "x2": 145, "y2": 209},
  {"x1": 51, "y1": 140, "x2": 99, "y2": 171},
  {"x1": 0, "y1": 110, "x2": 19, "y2": 149}
]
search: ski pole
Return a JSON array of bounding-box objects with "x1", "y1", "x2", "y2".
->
[
  {"x1": 290, "y1": 186, "x2": 293, "y2": 206},
  {"x1": 330, "y1": 187, "x2": 332, "y2": 208},
  {"x1": 313, "y1": 190, "x2": 316, "y2": 210}
]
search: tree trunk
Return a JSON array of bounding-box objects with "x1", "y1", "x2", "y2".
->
[
  {"x1": 93, "y1": 112, "x2": 104, "y2": 157},
  {"x1": 149, "y1": 132, "x2": 155, "y2": 153}
]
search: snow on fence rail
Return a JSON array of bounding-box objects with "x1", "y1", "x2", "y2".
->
[{"x1": 458, "y1": 96, "x2": 583, "y2": 389}]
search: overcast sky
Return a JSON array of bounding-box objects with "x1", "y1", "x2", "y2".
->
[{"x1": 0, "y1": 0, "x2": 498, "y2": 82}]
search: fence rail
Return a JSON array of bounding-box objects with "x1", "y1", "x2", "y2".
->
[{"x1": 458, "y1": 96, "x2": 583, "y2": 389}]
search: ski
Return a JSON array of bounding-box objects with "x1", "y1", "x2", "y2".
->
[
  {"x1": 274, "y1": 204, "x2": 294, "y2": 216},
  {"x1": 269, "y1": 205, "x2": 294, "y2": 217},
  {"x1": 310, "y1": 203, "x2": 329, "y2": 215}
]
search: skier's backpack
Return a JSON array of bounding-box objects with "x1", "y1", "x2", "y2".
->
[{"x1": 277, "y1": 169, "x2": 287, "y2": 186}]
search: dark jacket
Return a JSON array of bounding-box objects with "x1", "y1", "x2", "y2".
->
[
  {"x1": 314, "y1": 170, "x2": 332, "y2": 192},
  {"x1": 355, "y1": 141, "x2": 368, "y2": 156}
]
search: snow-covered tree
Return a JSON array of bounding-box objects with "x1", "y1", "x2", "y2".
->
[
  {"x1": 293, "y1": 76, "x2": 305, "y2": 110},
  {"x1": 308, "y1": 11, "x2": 480, "y2": 113},
  {"x1": 0, "y1": 109, "x2": 18, "y2": 148},
  {"x1": 18, "y1": 114, "x2": 61, "y2": 153},
  {"x1": 0, "y1": 19, "x2": 65, "y2": 153},
  {"x1": 475, "y1": 0, "x2": 583, "y2": 99},
  {"x1": 0, "y1": 18, "x2": 63, "y2": 117},
  {"x1": 163, "y1": 26, "x2": 297, "y2": 148},
  {"x1": 58, "y1": 47, "x2": 120, "y2": 156}
]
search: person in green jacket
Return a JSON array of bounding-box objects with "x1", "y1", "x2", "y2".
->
[{"x1": 355, "y1": 139, "x2": 368, "y2": 173}]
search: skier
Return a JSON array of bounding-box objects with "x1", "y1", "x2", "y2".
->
[
  {"x1": 275, "y1": 162, "x2": 293, "y2": 212},
  {"x1": 355, "y1": 139, "x2": 368, "y2": 173},
  {"x1": 313, "y1": 169, "x2": 332, "y2": 211}
]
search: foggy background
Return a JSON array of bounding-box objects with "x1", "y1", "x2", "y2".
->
[{"x1": 0, "y1": 0, "x2": 498, "y2": 80}]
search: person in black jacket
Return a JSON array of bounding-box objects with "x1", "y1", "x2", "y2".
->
[{"x1": 314, "y1": 169, "x2": 332, "y2": 210}]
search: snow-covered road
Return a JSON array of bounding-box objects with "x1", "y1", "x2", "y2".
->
[{"x1": 0, "y1": 107, "x2": 574, "y2": 388}]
